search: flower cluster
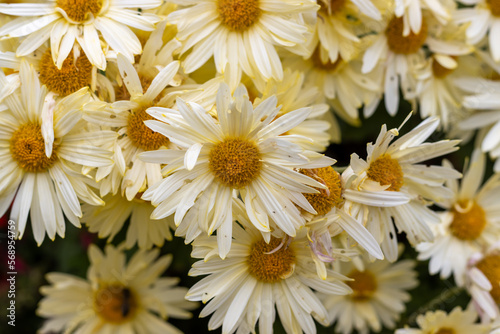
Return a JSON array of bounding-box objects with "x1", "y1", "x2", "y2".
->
[{"x1": 1, "y1": 0, "x2": 500, "y2": 333}]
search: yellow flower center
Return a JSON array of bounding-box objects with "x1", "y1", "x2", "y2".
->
[
  {"x1": 127, "y1": 108, "x2": 169, "y2": 151},
  {"x1": 386, "y1": 16, "x2": 428, "y2": 54},
  {"x1": 487, "y1": 0, "x2": 500, "y2": 17},
  {"x1": 208, "y1": 138, "x2": 262, "y2": 188},
  {"x1": 435, "y1": 328, "x2": 456, "y2": 334},
  {"x1": 10, "y1": 124, "x2": 58, "y2": 173},
  {"x1": 311, "y1": 47, "x2": 343, "y2": 72},
  {"x1": 247, "y1": 237, "x2": 296, "y2": 283},
  {"x1": 39, "y1": 49, "x2": 92, "y2": 96},
  {"x1": 94, "y1": 285, "x2": 138, "y2": 324},
  {"x1": 346, "y1": 270, "x2": 377, "y2": 301},
  {"x1": 300, "y1": 167, "x2": 343, "y2": 216},
  {"x1": 432, "y1": 58, "x2": 455, "y2": 78},
  {"x1": 56, "y1": 0, "x2": 102, "y2": 22},
  {"x1": 319, "y1": 0, "x2": 347, "y2": 14},
  {"x1": 217, "y1": 0, "x2": 261, "y2": 31},
  {"x1": 449, "y1": 200, "x2": 487, "y2": 241},
  {"x1": 476, "y1": 254, "x2": 500, "y2": 303},
  {"x1": 366, "y1": 154, "x2": 404, "y2": 191}
]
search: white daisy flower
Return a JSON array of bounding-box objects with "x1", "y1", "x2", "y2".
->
[
  {"x1": 0, "y1": 61, "x2": 113, "y2": 245},
  {"x1": 0, "y1": 0, "x2": 162, "y2": 70},
  {"x1": 83, "y1": 54, "x2": 181, "y2": 200},
  {"x1": 141, "y1": 83, "x2": 335, "y2": 258},
  {"x1": 465, "y1": 245, "x2": 500, "y2": 321},
  {"x1": 395, "y1": 306, "x2": 490, "y2": 334},
  {"x1": 454, "y1": 0, "x2": 500, "y2": 61},
  {"x1": 186, "y1": 216, "x2": 352, "y2": 334},
  {"x1": 37, "y1": 244, "x2": 197, "y2": 334},
  {"x1": 166, "y1": 0, "x2": 318, "y2": 83},
  {"x1": 395, "y1": 0, "x2": 451, "y2": 35},
  {"x1": 417, "y1": 150, "x2": 500, "y2": 286},
  {"x1": 341, "y1": 116, "x2": 461, "y2": 261},
  {"x1": 82, "y1": 192, "x2": 175, "y2": 250},
  {"x1": 362, "y1": 9, "x2": 459, "y2": 115},
  {"x1": 322, "y1": 251, "x2": 418, "y2": 334}
]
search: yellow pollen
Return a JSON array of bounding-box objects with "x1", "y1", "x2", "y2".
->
[
  {"x1": 300, "y1": 167, "x2": 343, "y2": 216},
  {"x1": 94, "y1": 285, "x2": 138, "y2": 324},
  {"x1": 487, "y1": 0, "x2": 500, "y2": 17},
  {"x1": 367, "y1": 154, "x2": 404, "y2": 191},
  {"x1": 247, "y1": 237, "x2": 296, "y2": 283},
  {"x1": 320, "y1": 0, "x2": 347, "y2": 15},
  {"x1": 217, "y1": 0, "x2": 261, "y2": 31},
  {"x1": 39, "y1": 49, "x2": 92, "y2": 96},
  {"x1": 432, "y1": 58, "x2": 455, "y2": 78},
  {"x1": 386, "y1": 16, "x2": 428, "y2": 54},
  {"x1": 127, "y1": 108, "x2": 169, "y2": 151},
  {"x1": 449, "y1": 200, "x2": 487, "y2": 241},
  {"x1": 476, "y1": 254, "x2": 500, "y2": 303},
  {"x1": 311, "y1": 47, "x2": 343, "y2": 72},
  {"x1": 209, "y1": 138, "x2": 262, "y2": 188},
  {"x1": 57, "y1": 0, "x2": 102, "y2": 22},
  {"x1": 346, "y1": 270, "x2": 377, "y2": 301},
  {"x1": 435, "y1": 328, "x2": 456, "y2": 334},
  {"x1": 10, "y1": 124, "x2": 58, "y2": 173}
]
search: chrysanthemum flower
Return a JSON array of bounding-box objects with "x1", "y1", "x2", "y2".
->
[
  {"x1": 395, "y1": 306, "x2": 490, "y2": 334},
  {"x1": 186, "y1": 215, "x2": 352, "y2": 334},
  {"x1": 82, "y1": 192, "x2": 175, "y2": 250},
  {"x1": 167, "y1": 0, "x2": 318, "y2": 83},
  {"x1": 84, "y1": 54, "x2": 181, "y2": 200},
  {"x1": 417, "y1": 150, "x2": 500, "y2": 286},
  {"x1": 0, "y1": 0, "x2": 162, "y2": 70},
  {"x1": 342, "y1": 116, "x2": 461, "y2": 261},
  {"x1": 322, "y1": 251, "x2": 418, "y2": 334},
  {"x1": 141, "y1": 83, "x2": 335, "y2": 258},
  {"x1": 37, "y1": 244, "x2": 197, "y2": 333},
  {"x1": 0, "y1": 61, "x2": 113, "y2": 245}
]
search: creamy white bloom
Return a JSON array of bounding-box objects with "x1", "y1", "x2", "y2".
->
[
  {"x1": 395, "y1": 306, "x2": 490, "y2": 334},
  {"x1": 0, "y1": 61, "x2": 113, "y2": 245},
  {"x1": 342, "y1": 116, "x2": 461, "y2": 261},
  {"x1": 0, "y1": 0, "x2": 162, "y2": 70},
  {"x1": 141, "y1": 83, "x2": 335, "y2": 258},
  {"x1": 322, "y1": 251, "x2": 418, "y2": 334},
  {"x1": 186, "y1": 213, "x2": 352, "y2": 334},
  {"x1": 417, "y1": 150, "x2": 500, "y2": 286},
  {"x1": 167, "y1": 0, "x2": 318, "y2": 86},
  {"x1": 37, "y1": 244, "x2": 197, "y2": 334}
]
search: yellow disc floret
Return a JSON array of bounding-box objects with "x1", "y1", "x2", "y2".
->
[
  {"x1": 367, "y1": 154, "x2": 404, "y2": 191},
  {"x1": 217, "y1": 0, "x2": 261, "y2": 31},
  {"x1": 435, "y1": 329, "x2": 456, "y2": 334},
  {"x1": 94, "y1": 285, "x2": 138, "y2": 324},
  {"x1": 300, "y1": 166, "x2": 343, "y2": 216},
  {"x1": 346, "y1": 270, "x2": 377, "y2": 301},
  {"x1": 127, "y1": 108, "x2": 169, "y2": 151},
  {"x1": 311, "y1": 46, "x2": 343, "y2": 73},
  {"x1": 56, "y1": 0, "x2": 102, "y2": 22},
  {"x1": 247, "y1": 237, "x2": 296, "y2": 283},
  {"x1": 449, "y1": 200, "x2": 487, "y2": 241},
  {"x1": 487, "y1": 0, "x2": 500, "y2": 17},
  {"x1": 209, "y1": 138, "x2": 262, "y2": 188},
  {"x1": 386, "y1": 16, "x2": 428, "y2": 54},
  {"x1": 476, "y1": 254, "x2": 500, "y2": 303},
  {"x1": 10, "y1": 124, "x2": 58, "y2": 173},
  {"x1": 39, "y1": 49, "x2": 92, "y2": 96}
]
